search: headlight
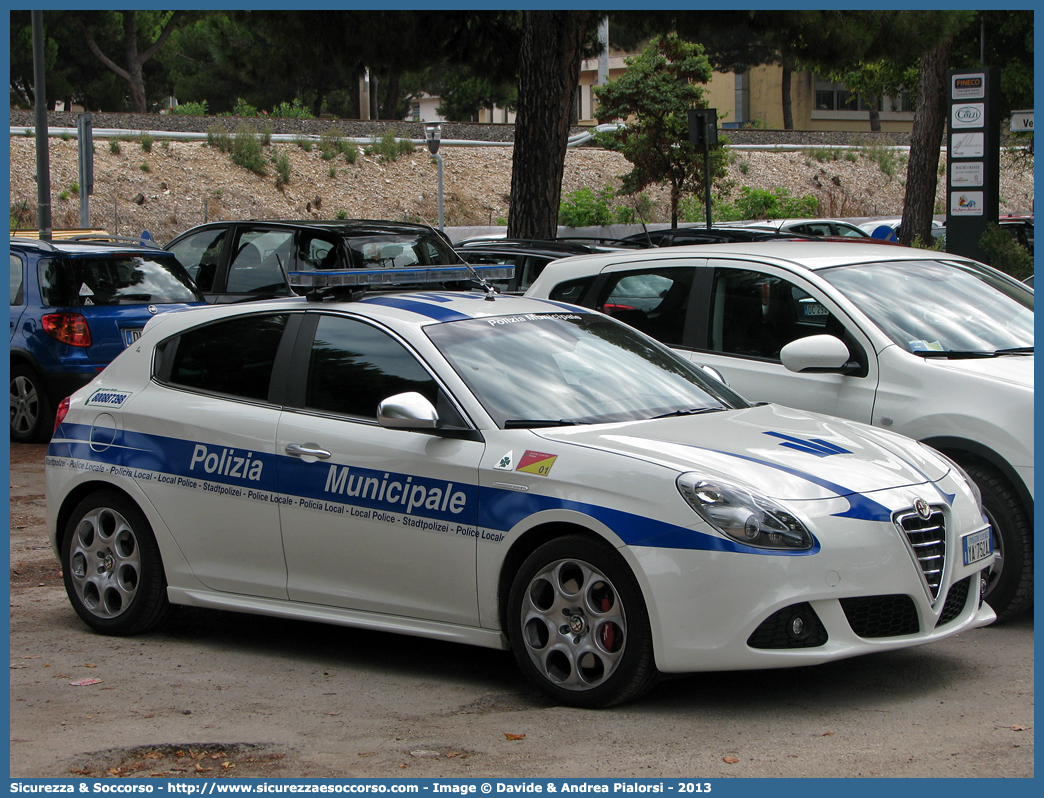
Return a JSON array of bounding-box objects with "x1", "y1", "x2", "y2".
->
[
  {"x1": 677, "y1": 473, "x2": 813, "y2": 550},
  {"x1": 920, "y1": 445, "x2": 983, "y2": 511}
]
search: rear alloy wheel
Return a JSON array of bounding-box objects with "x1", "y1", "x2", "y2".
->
[
  {"x1": 62, "y1": 491, "x2": 169, "y2": 635},
  {"x1": 964, "y1": 463, "x2": 1033, "y2": 622},
  {"x1": 10, "y1": 364, "x2": 53, "y2": 443},
  {"x1": 507, "y1": 535, "x2": 657, "y2": 708}
]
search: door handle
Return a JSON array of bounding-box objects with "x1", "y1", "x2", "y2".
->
[{"x1": 285, "y1": 443, "x2": 332, "y2": 460}]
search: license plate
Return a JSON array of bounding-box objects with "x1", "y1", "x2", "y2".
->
[
  {"x1": 962, "y1": 528, "x2": 994, "y2": 566},
  {"x1": 123, "y1": 328, "x2": 143, "y2": 346}
]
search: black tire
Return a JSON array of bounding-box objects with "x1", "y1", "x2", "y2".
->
[
  {"x1": 61, "y1": 491, "x2": 170, "y2": 635},
  {"x1": 506, "y1": 534, "x2": 658, "y2": 708},
  {"x1": 10, "y1": 364, "x2": 54, "y2": 443},
  {"x1": 963, "y1": 462, "x2": 1033, "y2": 622}
]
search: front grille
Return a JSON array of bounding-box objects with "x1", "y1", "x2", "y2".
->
[
  {"x1": 840, "y1": 594, "x2": 920, "y2": 637},
  {"x1": 935, "y1": 576, "x2": 971, "y2": 627},
  {"x1": 748, "y1": 602, "x2": 828, "y2": 649},
  {"x1": 894, "y1": 506, "x2": 946, "y2": 601}
]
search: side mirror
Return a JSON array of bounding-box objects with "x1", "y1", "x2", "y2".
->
[
  {"x1": 378, "y1": 392, "x2": 438, "y2": 429},
  {"x1": 780, "y1": 335, "x2": 853, "y2": 373},
  {"x1": 700, "y1": 364, "x2": 728, "y2": 386}
]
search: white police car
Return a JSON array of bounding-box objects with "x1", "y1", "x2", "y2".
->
[{"x1": 46, "y1": 265, "x2": 995, "y2": 708}]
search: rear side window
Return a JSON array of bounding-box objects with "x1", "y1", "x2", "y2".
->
[
  {"x1": 39, "y1": 254, "x2": 201, "y2": 307},
  {"x1": 11, "y1": 253, "x2": 24, "y2": 305},
  {"x1": 347, "y1": 234, "x2": 456, "y2": 269},
  {"x1": 167, "y1": 227, "x2": 226, "y2": 291},
  {"x1": 548, "y1": 276, "x2": 595, "y2": 305},
  {"x1": 226, "y1": 229, "x2": 295, "y2": 294},
  {"x1": 160, "y1": 314, "x2": 289, "y2": 401},
  {"x1": 594, "y1": 267, "x2": 696, "y2": 346}
]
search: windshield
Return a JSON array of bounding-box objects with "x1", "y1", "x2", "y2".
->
[
  {"x1": 40, "y1": 254, "x2": 202, "y2": 307},
  {"x1": 347, "y1": 233, "x2": 458, "y2": 269},
  {"x1": 820, "y1": 259, "x2": 1033, "y2": 355},
  {"x1": 426, "y1": 312, "x2": 748, "y2": 427}
]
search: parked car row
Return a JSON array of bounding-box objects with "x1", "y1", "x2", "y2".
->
[
  {"x1": 12, "y1": 216, "x2": 1033, "y2": 703},
  {"x1": 45, "y1": 265, "x2": 997, "y2": 708}
]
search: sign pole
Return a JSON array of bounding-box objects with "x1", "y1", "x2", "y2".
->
[{"x1": 946, "y1": 68, "x2": 1000, "y2": 262}]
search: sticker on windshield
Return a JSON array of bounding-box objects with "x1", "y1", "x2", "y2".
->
[
  {"x1": 909, "y1": 340, "x2": 944, "y2": 352},
  {"x1": 495, "y1": 451, "x2": 515, "y2": 471},
  {"x1": 79, "y1": 284, "x2": 95, "y2": 297},
  {"x1": 517, "y1": 450, "x2": 558, "y2": 476},
  {"x1": 485, "y1": 313, "x2": 583, "y2": 327}
]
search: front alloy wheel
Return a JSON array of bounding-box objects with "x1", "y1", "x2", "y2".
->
[{"x1": 508, "y1": 535, "x2": 657, "y2": 707}]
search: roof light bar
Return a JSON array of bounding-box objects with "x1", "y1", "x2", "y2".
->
[{"x1": 287, "y1": 264, "x2": 514, "y2": 289}]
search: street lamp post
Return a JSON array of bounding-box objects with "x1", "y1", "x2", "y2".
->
[{"x1": 425, "y1": 123, "x2": 444, "y2": 231}]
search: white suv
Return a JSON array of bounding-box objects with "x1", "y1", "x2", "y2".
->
[{"x1": 526, "y1": 241, "x2": 1034, "y2": 620}]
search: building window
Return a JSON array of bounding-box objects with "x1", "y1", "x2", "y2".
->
[{"x1": 814, "y1": 76, "x2": 912, "y2": 114}]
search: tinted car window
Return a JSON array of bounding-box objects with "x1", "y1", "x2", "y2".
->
[
  {"x1": 296, "y1": 234, "x2": 341, "y2": 270},
  {"x1": 709, "y1": 268, "x2": 848, "y2": 360},
  {"x1": 11, "y1": 253, "x2": 24, "y2": 305},
  {"x1": 226, "y1": 230, "x2": 295, "y2": 294},
  {"x1": 39, "y1": 254, "x2": 200, "y2": 307},
  {"x1": 166, "y1": 227, "x2": 226, "y2": 290},
  {"x1": 306, "y1": 315, "x2": 439, "y2": 418},
  {"x1": 595, "y1": 267, "x2": 695, "y2": 346},
  {"x1": 548, "y1": 277, "x2": 595, "y2": 305},
  {"x1": 162, "y1": 314, "x2": 289, "y2": 400},
  {"x1": 348, "y1": 234, "x2": 456, "y2": 269}
]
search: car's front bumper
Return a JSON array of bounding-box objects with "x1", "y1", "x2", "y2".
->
[{"x1": 626, "y1": 494, "x2": 995, "y2": 673}]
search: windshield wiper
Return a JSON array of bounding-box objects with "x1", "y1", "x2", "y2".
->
[
  {"x1": 504, "y1": 419, "x2": 582, "y2": 429},
  {"x1": 913, "y1": 347, "x2": 1032, "y2": 359},
  {"x1": 651, "y1": 406, "x2": 726, "y2": 420}
]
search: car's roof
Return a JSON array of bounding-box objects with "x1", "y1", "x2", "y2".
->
[
  {"x1": 719, "y1": 218, "x2": 863, "y2": 230},
  {"x1": 10, "y1": 237, "x2": 169, "y2": 256},
  {"x1": 144, "y1": 290, "x2": 586, "y2": 337},
  {"x1": 455, "y1": 238, "x2": 620, "y2": 256},
  {"x1": 168, "y1": 219, "x2": 443, "y2": 241},
  {"x1": 529, "y1": 240, "x2": 970, "y2": 282}
]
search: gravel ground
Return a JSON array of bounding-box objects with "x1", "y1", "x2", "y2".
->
[
  {"x1": 9, "y1": 113, "x2": 1034, "y2": 245},
  {"x1": 8, "y1": 443, "x2": 1035, "y2": 779}
]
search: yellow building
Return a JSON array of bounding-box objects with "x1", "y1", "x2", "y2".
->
[{"x1": 578, "y1": 54, "x2": 915, "y2": 134}]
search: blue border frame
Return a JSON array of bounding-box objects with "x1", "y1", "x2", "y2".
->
[{"x1": 4, "y1": 2, "x2": 1037, "y2": 792}]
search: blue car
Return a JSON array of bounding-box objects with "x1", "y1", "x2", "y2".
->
[{"x1": 10, "y1": 236, "x2": 203, "y2": 442}]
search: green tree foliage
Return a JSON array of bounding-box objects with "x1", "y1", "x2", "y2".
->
[
  {"x1": 694, "y1": 187, "x2": 820, "y2": 223},
  {"x1": 594, "y1": 34, "x2": 726, "y2": 227},
  {"x1": 74, "y1": 10, "x2": 185, "y2": 112},
  {"x1": 979, "y1": 223, "x2": 1033, "y2": 280},
  {"x1": 10, "y1": 10, "x2": 128, "y2": 110},
  {"x1": 951, "y1": 11, "x2": 1034, "y2": 120}
]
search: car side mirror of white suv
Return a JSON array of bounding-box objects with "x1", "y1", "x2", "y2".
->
[
  {"x1": 780, "y1": 334, "x2": 855, "y2": 374},
  {"x1": 378, "y1": 392, "x2": 439, "y2": 429}
]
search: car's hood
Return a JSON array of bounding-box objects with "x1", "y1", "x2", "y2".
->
[
  {"x1": 922, "y1": 353, "x2": 1033, "y2": 389},
  {"x1": 533, "y1": 403, "x2": 950, "y2": 503}
]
